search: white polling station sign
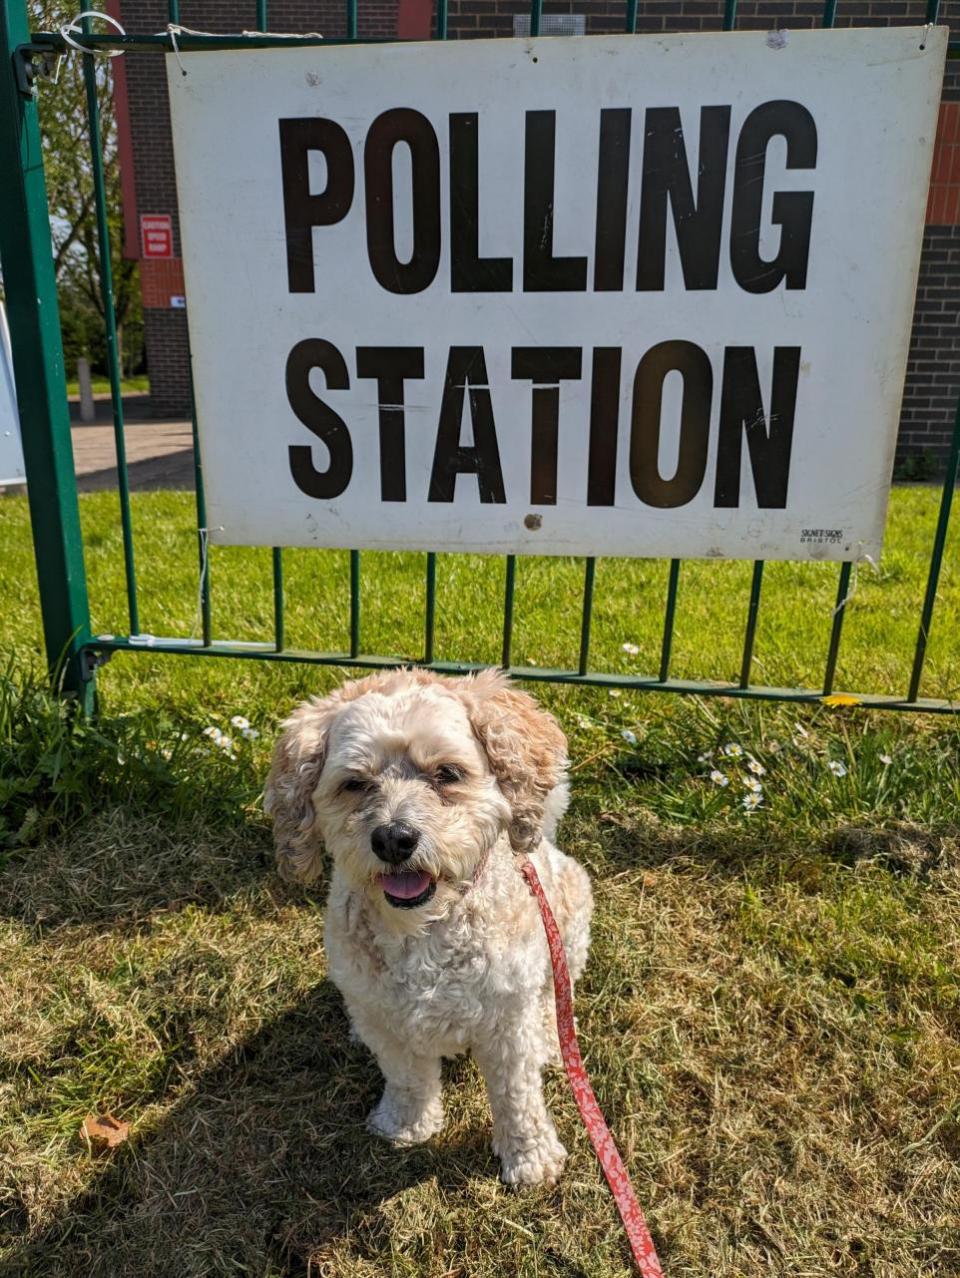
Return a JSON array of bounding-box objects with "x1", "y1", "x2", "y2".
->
[
  {"x1": 167, "y1": 26, "x2": 945, "y2": 560},
  {"x1": 0, "y1": 303, "x2": 25, "y2": 487}
]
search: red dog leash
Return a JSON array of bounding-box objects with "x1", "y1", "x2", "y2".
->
[{"x1": 519, "y1": 856, "x2": 665, "y2": 1278}]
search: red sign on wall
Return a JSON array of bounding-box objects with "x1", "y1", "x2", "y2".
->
[{"x1": 140, "y1": 214, "x2": 174, "y2": 259}]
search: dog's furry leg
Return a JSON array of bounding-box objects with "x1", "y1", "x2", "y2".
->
[
  {"x1": 474, "y1": 1021, "x2": 567, "y2": 1186},
  {"x1": 362, "y1": 1025, "x2": 444, "y2": 1146}
]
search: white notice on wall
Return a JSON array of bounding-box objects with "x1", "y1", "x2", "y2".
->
[{"x1": 167, "y1": 27, "x2": 946, "y2": 560}]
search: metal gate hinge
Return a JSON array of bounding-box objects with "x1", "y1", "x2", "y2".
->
[
  {"x1": 80, "y1": 647, "x2": 113, "y2": 681},
  {"x1": 14, "y1": 42, "x2": 60, "y2": 99}
]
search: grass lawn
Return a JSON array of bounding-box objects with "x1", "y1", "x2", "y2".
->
[
  {"x1": 0, "y1": 487, "x2": 958, "y2": 1276},
  {"x1": 65, "y1": 376, "x2": 150, "y2": 399}
]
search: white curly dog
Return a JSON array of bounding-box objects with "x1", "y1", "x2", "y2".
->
[{"x1": 265, "y1": 668, "x2": 593, "y2": 1186}]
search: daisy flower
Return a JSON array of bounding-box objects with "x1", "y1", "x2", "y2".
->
[
  {"x1": 827, "y1": 760, "x2": 847, "y2": 777},
  {"x1": 203, "y1": 726, "x2": 223, "y2": 744},
  {"x1": 743, "y1": 776, "x2": 763, "y2": 793},
  {"x1": 241, "y1": 727, "x2": 260, "y2": 740},
  {"x1": 710, "y1": 770, "x2": 730, "y2": 787},
  {"x1": 230, "y1": 715, "x2": 250, "y2": 730},
  {"x1": 722, "y1": 743, "x2": 743, "y2": 758},
  {"x1": 742, "y1": 792, "x2": 763, "y2": 811},
  {"x1": 622, "y1": 642, "x2": 640, "y2": 656},
  {"x1": 879, "y1": 754, "x2": 892, "y2": 766},
  {"x1": 748, "y1": 758, "x2": 766, "y2": 776}
]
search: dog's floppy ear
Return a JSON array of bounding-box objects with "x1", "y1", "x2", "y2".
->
[
  {"x1": 264, "y1": 695, "x2": 341, "y2": 884},
  {"x1": 458, "y1": 669, "x2": 568, "y2": 852},
  {"x1": 264, "y1": 670, "x2": 423, "y2": 882}
]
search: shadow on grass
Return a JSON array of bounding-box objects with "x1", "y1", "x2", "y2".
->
[{"x1": 5, "y1": 979, "x2": 519, "y2": 1278}]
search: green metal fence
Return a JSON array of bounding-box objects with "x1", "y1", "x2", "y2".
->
[{"x1": 1, "y1": 0, "x2": 958, "y2": 715}]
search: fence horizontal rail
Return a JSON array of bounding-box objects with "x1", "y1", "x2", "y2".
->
[{"x1": 84, "y1": 636, "x2": 959, "y2": 713}]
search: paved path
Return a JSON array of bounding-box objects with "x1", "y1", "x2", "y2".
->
[{"x1": 2, "y1": 394, "x2": 196, "y2": 494}]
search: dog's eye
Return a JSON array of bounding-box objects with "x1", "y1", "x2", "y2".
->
[
  {"x1": 434, "y1": 764, "x2": 464, "y2": 785},
  {"x1": 339, "y1": 776, "x2": 370, "y2": 795}
]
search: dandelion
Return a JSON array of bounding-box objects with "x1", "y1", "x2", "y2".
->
[
  {"x1": 743, "y1": 776, "x2": 763, "y2": 793},
  {"x1": 747, "y1": 758, "x2": 766, "y2": 776},
  {"x1": 742, "y1": 792, "x2": 763, "y2": 811},
  {"x1": 827, "y1": 759, "x2": 847, "y2": 777},
  {"x1": 621, "y1": 729, "x2": 638, "y2": 746},
  {"x1": 622, "y1": 642, "x2": 640, "y2": 656},
  {"x1": 230, "y1": 715, "x2": 250, "y2": 730},
  {"x1": 879, "y1": 753, "x2": 893, "y2": 766},
  {"x1": 241, "y1": 726, "x2": 260, "y2": 741},
  {"x1": 722, "y1": 743, "x2": 743, "y2": 758},
  {"x1": 710, "y1": 770, "x2": 730, "y2": 787}
]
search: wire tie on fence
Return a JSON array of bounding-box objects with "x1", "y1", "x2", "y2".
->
[
  {"x1": 59, "y1": 10, "x2": 126, "y2": 59},
  {"x1": 167, "y1": 24, "x2": 187, "y2": 75},
  {"x1": 193, "y1": 526, "x2": 222, "y2": 637},
  {"x1": 163, "y1": 24, "x2": 325, "y2": 74}
]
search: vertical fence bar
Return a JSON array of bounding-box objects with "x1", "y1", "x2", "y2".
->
[
  {"x1": 822, "y1": 560, "x2": 852, "y2": 695},
  {"x1": 822, "y1": 0, "x2": 838, "y2": 27},
  {"x1": 530, "y1": 0, "x2": 543, "y2": 37},
  {"x1": 625, "y1": 0, "x2": 638, "y2": 34},
  {"x1": 723, "y1": 0, "x2": 737, "y2": 29},
  {"x1": 424, "y1": 553, "x2": 437, "y2": 663},
  {"x1": 166, "y1": 0, "x2": 211, "y2": 646},
  {"x1": 80, "y1": 23, "x2": 139, "y2": 637},
  {"x1": 256, "y1": 0, "x2": 268, "y2": 28},
  {"x1": 346, "y1": 0, "x2": 358, "y2": 41},
  {"x1": 349, "y1": 550, "x2": 361, "y2": 657},
  {"x1": 659, "y1": 559, "x2": 681, "y2": 682},
  {"x1": 907, "y1": 403, "x2": 960, "y2": 703},
  {"x1": 186, "y1": 361, "x2": 212, "y2": 646},
  {"x1": 0, "y1": 1, "x2": 94, "y2": 708},
  {"x1": 436, "y1": 0, "x2": 448, "y2": 39},
  {"x1": 739, "y1": 560, "x2": 765, "y2": 688},
  {"x1": 501, "y1": 555, "x2": 516, "y2": 668},
  {"x1": 578, "y1": 558, "x2": 596, "y2": 676},
  {"x1": 926, "y1": 0, "x2": 942, "y2": 21},
  {"x1": 272, "y1": 548, "x2": 285, "y2": 651}
]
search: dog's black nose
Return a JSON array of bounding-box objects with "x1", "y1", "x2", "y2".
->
[{"x1": 371, "y1": 821, "x2": 420, "y2": 863}]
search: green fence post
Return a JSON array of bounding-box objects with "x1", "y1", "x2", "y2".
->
[{"x1": 0, "y1": 2, "x2": 95, "y2": 711}]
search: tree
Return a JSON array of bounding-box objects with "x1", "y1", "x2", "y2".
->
[{"x1": 31, "y1": 1, "x2": 143, "y2": 375}]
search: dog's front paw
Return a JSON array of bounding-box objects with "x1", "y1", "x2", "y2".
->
[
  {"x1": 498, "y1": 1134, "x2": 568, "y2": 1186},
  {"x1": 367, "y1": 1093, "x2": 444, "y2": 1146}
]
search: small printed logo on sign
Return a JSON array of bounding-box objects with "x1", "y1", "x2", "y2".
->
[
  {"x1": 800, "y1": 528, "x2": 844, "y2": 545},
  {"x1": 140, "y1": 214, "x2": 174, "y2": 259}
]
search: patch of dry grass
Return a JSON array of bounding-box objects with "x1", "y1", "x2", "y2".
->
[{"x1": 2, "y1": 794, "x2": 958, "y2": 1277}]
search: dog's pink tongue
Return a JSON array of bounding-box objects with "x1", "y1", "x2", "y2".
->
[{"x1": 379, "y1": 869, "x2": 433, "y2": 899}]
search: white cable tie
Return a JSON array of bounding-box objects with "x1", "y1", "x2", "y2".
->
[
  {"x1": 167, "y1": 23, "x2": 187, "y2": 76},
  {"x1": 59, "y1": 9, "x2": 126, "y2": 58}
]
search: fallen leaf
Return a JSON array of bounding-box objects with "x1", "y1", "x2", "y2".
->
[{"x1": 80, "y1": 1113, "x2": 129, "y2": 1151}]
